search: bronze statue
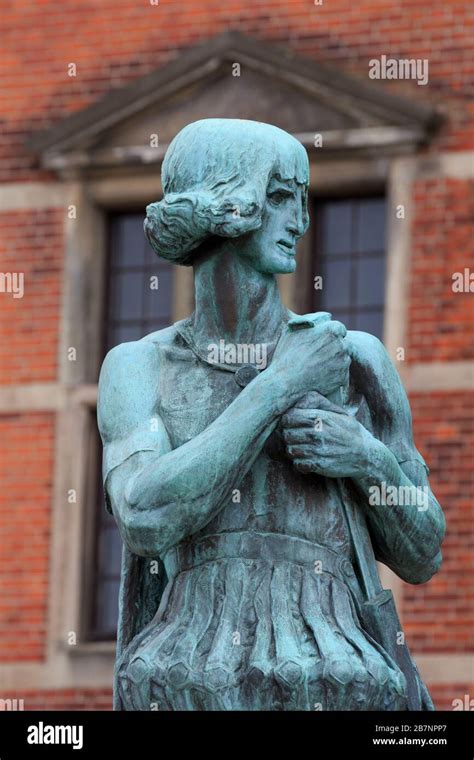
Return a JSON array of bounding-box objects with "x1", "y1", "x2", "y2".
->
[{"x1": 98, "y1": 119, "x2": 445, "y2": 711}]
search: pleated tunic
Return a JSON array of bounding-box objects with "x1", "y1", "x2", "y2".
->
[{"x1": 115, "y1": 321, "x2": 408, "y2": 711}]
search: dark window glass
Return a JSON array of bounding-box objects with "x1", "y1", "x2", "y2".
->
[
  {"x1": 91, "y1": 474, "x2": 122, "y2": 640},
  {"x1": 311, "y1": 197, "x2": 386, "y2": 340},
  {"x1": 105, "y1": 212, "x2": 174, "y2": 352},
  {"x1": 90, "y1": 212, "x2": 174, "y2": 641},
  {"x1": 323, "y1": 201, "x2": 353, "y2": 255}
]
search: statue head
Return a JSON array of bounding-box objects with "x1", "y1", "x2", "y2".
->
[{"x1": 144, "y1": 118, "x2": 310, "y2": 274}]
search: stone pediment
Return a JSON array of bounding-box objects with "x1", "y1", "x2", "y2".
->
[{"x1": 30, "y1": 30, "x2": 441, "y2": 172}]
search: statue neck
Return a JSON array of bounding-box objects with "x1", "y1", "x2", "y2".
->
[{"x1": 192, "y1": 243, "x2": 287, "y2": 350}]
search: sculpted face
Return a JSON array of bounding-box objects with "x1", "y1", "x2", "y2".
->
[{"x1": 235, "y1": 175, "x2": 307, "y2": 275}]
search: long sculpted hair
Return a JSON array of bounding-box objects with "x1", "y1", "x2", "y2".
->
[{"x1": 144, "y1": 118, "x2": 310, "y2": 266}]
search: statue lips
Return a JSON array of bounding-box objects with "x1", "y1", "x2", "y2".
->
[{"x1": 276, "y1": 238, "x2": 296, "y2": 255}]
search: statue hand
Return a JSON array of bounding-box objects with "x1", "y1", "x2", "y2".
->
[
  {"x1": 271, "y1": 315, "x2": 351, "y2": 400},
  {"x1": 281, "y1": 403, "x2": 381, "y2": 479}
]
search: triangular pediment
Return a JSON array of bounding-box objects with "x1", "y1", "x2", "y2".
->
[{"x1": 30, "y1": 31, "x2": 440, "y2": 171}]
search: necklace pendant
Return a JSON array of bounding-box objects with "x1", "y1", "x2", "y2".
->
[{"x1": 234, "y1": 364, "x2": 260, "y2": 388}]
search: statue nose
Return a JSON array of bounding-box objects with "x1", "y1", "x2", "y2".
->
[{"x1": 286, "y1": 211, "x2": 304, "y2": 237}]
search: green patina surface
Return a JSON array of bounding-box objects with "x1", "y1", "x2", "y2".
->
[{"x1": 97, "y1": 119, "x2": 445, "y2": 711}]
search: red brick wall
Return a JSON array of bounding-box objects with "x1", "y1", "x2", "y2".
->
[
  {"x1": 404, "y1": 392, "x2": 474, "y2": 653},
  {"x1": 0, "y1": 209, "x2": 64, "y2": 384},
  {"x1": 0, "y1": 0, "x2": 472, "y2": 712},
  {"x1": 0, "y1": 690, "x2": 112, "y2": 711},
  {"x1": 409, "y1": 178, "x2": 474, "y2": 363},
  {"x1": 0, "y1": 414, "x2": 55, "y2": 662},
  {"x1": 428, "y1": 684, "x2": 474, "y2": 712},
  {"x1": 1, "y1": 0, "x2": 473, "y2": 182}
]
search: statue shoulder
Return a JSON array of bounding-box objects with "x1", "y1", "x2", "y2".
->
[
  {"x1": 99, "y1": 338, "x2": 158, "y2": 391},
  {"x1": 347, "y1": 330, "x2": 392, "y2": 375},
  {"x1": 99, "y1": 324, "x2": 178, "y2": 388},
  {"x1": 346, "y1": 330, "x2": 411, "y2": 435},
  {"x1": 97, "y1": 325, "x2": 177, "y2": 443}
]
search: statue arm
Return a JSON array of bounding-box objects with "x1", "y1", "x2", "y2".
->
[
  {"x1": 349, "y1": 332, "x2": 446, "y2": 584},
  {"x1": 97, "y1": 339, "x2": 296, "y2": 558}
]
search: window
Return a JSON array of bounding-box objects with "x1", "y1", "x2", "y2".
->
[
  {"x1": 105, "y1": 213, "x2": 174, "y2": 350},
  {"x1": 88, "y1": 200, "x2": 386, "y2": 639},
  {"x1": 311, "y1": 197, "x2": 387, "y2": 340},
  {"x1": 89, "y1": 212, "x2": 174, "y2": 640},
  {"x1": 88, "y1": 425, "x2": 123, "y2": 641}
]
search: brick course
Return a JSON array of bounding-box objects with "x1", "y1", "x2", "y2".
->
[
  {"x1": 0, "y1": 689, "x2": 113, "y2": 711},
  {"x1": 1, "y1": 1, "x2": 473, "y2": 182},
  {"x1": 403, "y1": 391, "x2": 474, "y2": 653},
  {"x1": 408, "y1": 179, "x2": 474, "y2": 363},
  {"x1": 0, "y1": 414, "x2": 55, "y2": 662},
  {"x1": 0, "y1": 209, "x2": 64, "y2": 385}
]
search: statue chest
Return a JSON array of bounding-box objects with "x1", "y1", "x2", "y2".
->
[
  {"x1": 157, "y1": 348, "x2": 242, "y2": 444},
  {"x1": 155, "y1": 345, "x2": 370, "y2": 551}
]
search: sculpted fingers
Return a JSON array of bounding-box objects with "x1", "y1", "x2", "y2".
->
[
  {"x1": 281, "y1": 409, "x2": 317, "y2": 428},
  {"x1": 282, "y1": 427, "x2": 317, "y2": 444},
  {"x1": 315, "y1": 319, "x2": 347, "y2": 345},
  {"x1": 283, "y1": 408, "x2": 337, "y2": 427},
  {"x1": 293, "y1": 391, "x2": 327, "y2": 409},
  {"x1": 286, "y1": 444, "x2": 316, "y2": 459},
  {"x1": 327, "y1": 320, "x2": 347, "y2": 339},
  {"x1": 293, "y1": 458, "x2": 323, "y2": 474}
]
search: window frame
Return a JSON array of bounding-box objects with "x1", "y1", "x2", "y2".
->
[
  {"x1": 87, "y1": 210, "x2": 178, "y2": 641},
  {"x1": 310, "y1": 193, "x2": 387, "y2": 339}
]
